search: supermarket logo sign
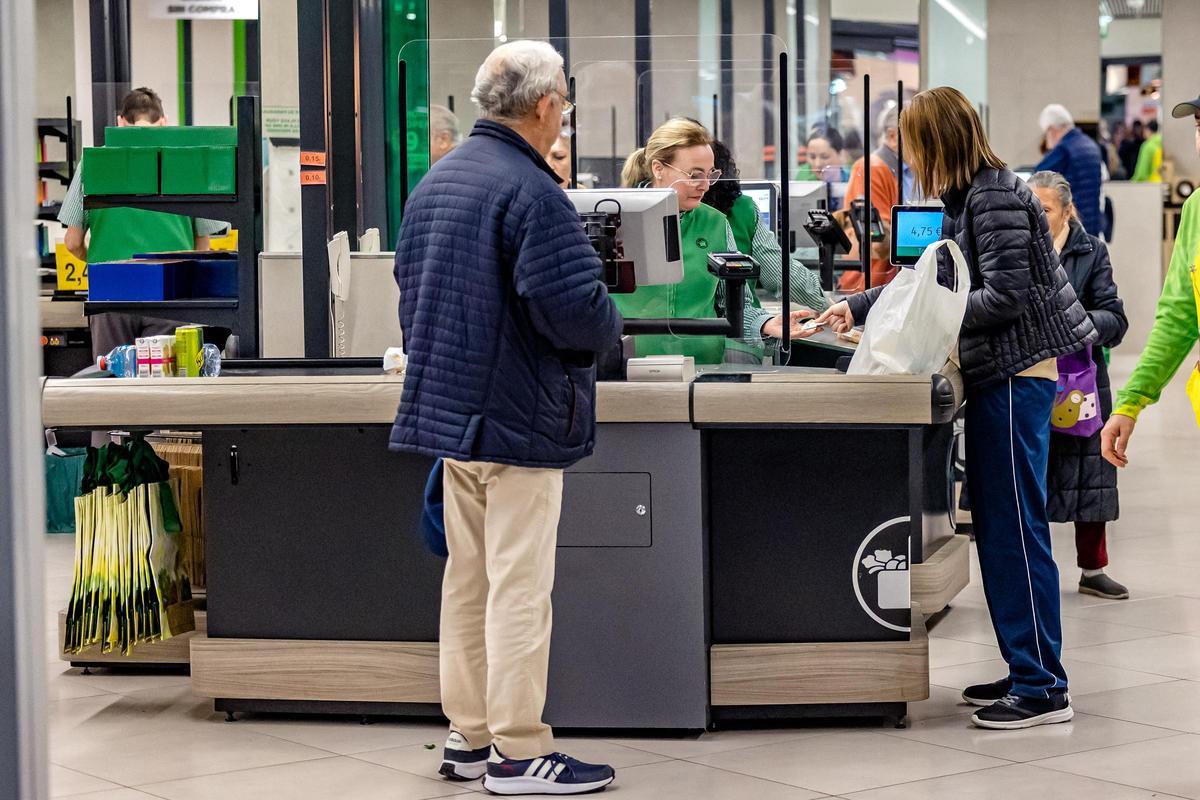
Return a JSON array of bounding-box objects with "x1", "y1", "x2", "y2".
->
[
  {"x1": 151, "y1": 0, "x2": 258, "y2": 19},
  {"x1": 852, "y1": 517, "x2": 912, "y2": 633}
]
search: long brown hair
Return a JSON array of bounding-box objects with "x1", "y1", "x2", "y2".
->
[
  {"x1": 621, "y1": 117, "x2": 713, "y2": 187},
  {"x1": 900, "y1": 87, "x2": 1005, "y2": 196}
]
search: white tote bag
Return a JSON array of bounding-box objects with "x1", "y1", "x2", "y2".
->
[{"x1": 847, "y1": 239, "x2": 969, "y2": 376}]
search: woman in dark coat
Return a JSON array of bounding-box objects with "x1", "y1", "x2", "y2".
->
[{"x1": 1028, "y1": 171, "x2": 1130, "y2": 600}]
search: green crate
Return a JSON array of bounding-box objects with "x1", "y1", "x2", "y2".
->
[
  {"x1": 160, "y1": 146, "x2": 237, "y2": 195},
  {"x1": 82, "y1": 146, "x2": 159, "y2": 195},
  {"x1": 104, "y1": 125, "x2": 236, "y2": 148}
]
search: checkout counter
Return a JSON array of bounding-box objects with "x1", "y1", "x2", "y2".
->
[{"x1": 42, "y1": 354, "x2": 967, "y2": 730}]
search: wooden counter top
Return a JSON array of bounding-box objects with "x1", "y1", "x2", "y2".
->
[{"x1": 41, "y1": 363, "x2": 962, "y2": 429}]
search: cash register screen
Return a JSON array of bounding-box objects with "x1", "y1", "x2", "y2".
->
[
  {"x1": 743, "y1": 188, "x2": 774, "y2": 229},
  {"x1": 891, "y1": 207, "x2": 944, "y2": 266}
]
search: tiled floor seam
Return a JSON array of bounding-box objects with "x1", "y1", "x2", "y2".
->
[
  {"x1": 1059, "y1": 648, "x2": 1200, "y2": 682},
  {"x1": 1027, "y1": 756, "x2": 1196, "y2": 800}
]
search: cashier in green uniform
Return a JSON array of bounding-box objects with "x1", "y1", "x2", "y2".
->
[
  {"x1": 58, "y1": 87, "x2": 229, "y2": 362},
  {"x1": 618, "y1": 117, "x2": 812, "y2": 364}
]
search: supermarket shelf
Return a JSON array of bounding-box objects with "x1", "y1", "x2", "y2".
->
[
  {"x1": 83, "y1": 194, "x2": 239, "y2": 224},
  {"x1": 84, "y1": 299, "x2": 238, "y2": 325}
]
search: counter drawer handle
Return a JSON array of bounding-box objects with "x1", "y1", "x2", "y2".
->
[{"x1": 229, "y1": 445, "x2": 240, "y2": 486}]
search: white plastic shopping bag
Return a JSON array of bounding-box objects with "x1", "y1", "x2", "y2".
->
[{"x1": 848, "y1": 239, "x2": 969, "y2": 375}]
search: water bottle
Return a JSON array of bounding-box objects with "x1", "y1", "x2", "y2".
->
[
  {"x1": 200, "y1": 344, "x2": 222, "y2": 377},
  {"x1": 97, "y1": 345, "x2": 137, "y2": 378}
]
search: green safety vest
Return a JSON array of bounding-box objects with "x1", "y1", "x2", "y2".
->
[
  {"x1": 613, "y1": 202, "x2": 731, "y2": 364},
  {"x1": 86, "y1": 207, "x2": 194, "y2": 264},
  {"x1": 722, "y1": 194, "x2": 766, "y2": 362}
]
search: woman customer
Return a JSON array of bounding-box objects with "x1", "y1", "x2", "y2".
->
[
  {"x1": 796, "y1": 126, "x2": 849, "y2": 183},
  {"x1": 619, "y1": 117, "x2": 809, "y2": 364},
  {"x1": 816, "y1": 87, "x2": 1096, "y2": 730},
  {"x1": 1027, "y1": 171, "x2": 1130, "y2": 600}
]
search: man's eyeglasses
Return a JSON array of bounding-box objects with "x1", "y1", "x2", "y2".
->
[
  {"x1": 556, "y1": 92, "x2": 575, "y2": 118},
  {"x1": 657, "y1": 161, "x2": 723, "y2": 185}
]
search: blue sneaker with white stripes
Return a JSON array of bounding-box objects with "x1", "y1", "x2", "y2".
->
[
  {"x1": 482, "y1": 748, "x2": 615, "y2": 795},
  {"x1": 439, "y1": 731, "x2": 491, "y2": 781}
]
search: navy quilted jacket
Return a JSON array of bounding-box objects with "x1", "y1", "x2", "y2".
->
[
  {"x1": 389, "y1": 120, "x2": 623, "y2": 469},
  {"x1": 848, "y1": 168, "x2": 1096, "y2": 389},
  {"x1": 1035, "y1": 128, "x2": 1104, "y2": 236}
]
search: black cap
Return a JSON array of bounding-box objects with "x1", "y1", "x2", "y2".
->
[{"x1": 1171, "y1": 96, "x2": 1200, "y2": 118}]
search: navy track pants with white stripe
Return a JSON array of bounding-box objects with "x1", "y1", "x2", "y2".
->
[{"x1": 964, "y1": 376, "x2": 1069, "y2": 699}]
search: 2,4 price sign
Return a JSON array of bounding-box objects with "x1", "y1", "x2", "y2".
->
[{"x1": 55, "y1": 244, "x2": 88, "y2": 293}]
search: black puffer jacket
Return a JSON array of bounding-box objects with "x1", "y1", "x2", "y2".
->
[
  {"x1": 1047, "y1": 221, "x2": 1128, "y2": 523},
  {"x1": 848, "y1": 168, "x2": 1096, "y2": 388}
]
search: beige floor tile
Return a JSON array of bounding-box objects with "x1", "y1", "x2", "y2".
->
[
  {"x1": 57, "y1": 790, "x2": 166, "y2": 800},
  {"x1": 49, "y1": 685, "x2": 222, "y2": 758},
  {"x1": 46, "y1": 670, "x2": 116, "y2": 702},
  {"x1": 842, "y1": 763, "x2": 1171, "y2": 799},
  {"x1": 53, "y1": 725, "x2": 331, "y2": 786},
  {"x1": 1066, "y1": 635, "x2": 1200, "y2": 680},
  {"x1": 609, "y1": 728, "x2": 824, "y2": 760},
  {"x1": 929, "y1": 603, "x2": 1161, "y2": 649},
  {"x1": 927, "y1": 637, "x2": 1002, "y2": 670},
  {"x1": 905, "y1": 685, "x2": 975, "y2": 722},
  {"x1": 599, "y1": 759, "x2": 826, "y2": 800},
  {"x1": 1073, "y1": 681, "x2": 1200, "y2": 734},
  {"x1": 880, "y1": 710, "x2": 1176, "y2": 762},
  {"x1": 1065, "y1": 596, "x2": 1200, "y2": 635},
  {"x1": 137, "y1": 755, "x2": 471, "y2": 800},
  {"x1": 49, "y1": 764, "x2": 122, "y2": 797},
  {"x1": 690, "y1": 731, "x2": 1005, "y2": 796},
  {"x1": 232, "y1": 715, "x2": 446, "y2": 756},
  {"x1": 929, "y1": 656, "x2": 1173, "y2": 698},
  {"x1": 1033, "y1": 734, "x2": 1200, "y2": 799},
  {"x1": 57, "y1": 668, "x2": 191, "y2": 696}
]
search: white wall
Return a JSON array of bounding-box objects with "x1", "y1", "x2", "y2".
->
[
  {"x1": 923, "y1": 0, "x2": 986, "y2": 105},
  {"x1": 832, "y1": 0, "x2": 918, "y2": 24},
  {"x1": 1162, "y1": 0, "x2": 1200, "y2": 179},
  {"x1": 1101, "y1": 17, "x2": 1161, "y2": 59},
  {"x1": 986, "y1": 0, "x2": 1099, "y2": 166},
  {"x1": 36, "y1": 0, "x2": 76, "y2": 120}
]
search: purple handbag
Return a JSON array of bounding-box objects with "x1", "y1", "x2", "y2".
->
[{"x1": 1051, "y1": 349, "x2": 1103, "y2": 437}]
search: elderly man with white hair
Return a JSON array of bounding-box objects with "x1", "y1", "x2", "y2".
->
[
  {"x1": 1036, "y1": 103, "x2": 1104, "y2": 236},
  {"x1": 390, "y1": 40, "x2": 621, "y2": 795}
]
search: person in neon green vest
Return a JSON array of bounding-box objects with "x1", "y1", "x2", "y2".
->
[
  {"x1": 1130, "y1": 119, "x2": 1163, "y2": 183},
  {"x1": 1103, "y1": 98, "x2": 1200, "y2": 465},
  {"x1": 616, "y1": 117, "x2": 811, "y2": 364},
  {"x1": 58, "y1": 87, "x2": 228, "y2": 363}
]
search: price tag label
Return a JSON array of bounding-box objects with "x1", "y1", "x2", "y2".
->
[
  {"x1": 55, "y1": 243, "x2": 88, "y2": 292},
  {"x1": 300, "y1": 151, "x2": 327, "y2": 167},
  {"x1": 300, "y1": 169, "x2": 327, "y2": 186}
]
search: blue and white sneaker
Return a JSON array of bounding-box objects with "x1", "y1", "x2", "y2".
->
[
  {"x1": 439, "y1": 731, "x2": 491, "y2": 781},
  {"x1": 483, "y1": 748, "x2": 615, "y2": 795}
]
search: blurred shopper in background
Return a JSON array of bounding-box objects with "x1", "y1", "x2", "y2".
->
[
  {"x1": 1104, "y1": 96, "x2": 1200, "y2": 468},
  {"x1": 1131, "y1": 119, "x2": 1163, "y2": 183},
  {"x1": 546, "y1": 131, "x2": 571, "y2": 187},
  {"x1": 1117, "y1": 119, "x2": 1145, "y2": 180},
  {"x1": 429, "y1": 104, "x2": 461, "y2": 165},
  {"x1": 820, "y1": 87, "x2": 1096, "y2": 730},
  {"x1": 1028, "y1": 171, "x2": 1130, "y2": 600},
  {"x1": 1035, "y1": 104, "x2": 1104, "y2": 236},
  {"x1": 840, "y1": 105, "x2": 915, "y2": 291},
  {"x1": 796, "y1": 126, "x2": 849, "y2": 182}
]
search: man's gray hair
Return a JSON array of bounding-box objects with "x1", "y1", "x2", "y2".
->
[
  {"x1": 1038, "y1": 103, "x2": 1074, "y2": 132},
  {"x1": 1027, "y1": 170, "x2": 1074, "y2": 210},
  {"x1": 430, "y1": 104, "x2": 460, "y2": 140},
  {"x1": 876, "y1": 103, "x2": 898, "y2": 145},
  {"x1": 472, "y1": 40, "x2": 563, "y2": 123}
]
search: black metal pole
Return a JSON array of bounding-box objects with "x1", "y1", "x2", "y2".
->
[
  {"x1": 65, "y1": 95, "x2": 75, "y2": 180},
  {"x1": 569, "y1": 75, "x2": 578, "y2": 189},
  {"x1": 634, "y1": 0, "x2": 652, "y2": 144},
  {"x1": 896, "y1": 80, "x2": 904, "y2": 206},
  {"x1": 762, "y1": 0, "x2": 776, "y2": 180},
  {"x1": 779, "y1": 51, "x2": 791, "y2": 355},
  {"x1": 862, "y1": 72, "x2": 871, "y2": 291},
  {"x1": 610, "y1": 105, "x2": 618, "y2": 186},
  {"x1": 399, "y1": 59, "x2": 409, "y2": 208},
  {"x1": 549, "y1": 0, "x2": 570, "y2": 67},
  {"x1": 719, "y1": 1, "x2": 734, "y2": 148},
  {"x1": 712, "y1": 93, "x2": 719, "y2": 140},
  {"x1": 298, "y1": 0, "x2": 330, "y2": 358}
]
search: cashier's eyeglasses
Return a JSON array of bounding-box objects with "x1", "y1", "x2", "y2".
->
[{"x1": 657, "y1": 161, "x2": 723, "y2": 186}]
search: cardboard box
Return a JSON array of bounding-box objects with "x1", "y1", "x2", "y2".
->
[{"x1": 82, "y1": 147, "x2": 159, "y2": 195}]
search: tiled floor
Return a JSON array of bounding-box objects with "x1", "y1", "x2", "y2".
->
[{"x1": 40, "y1": 355, "x2": 1200, "y2": 799}]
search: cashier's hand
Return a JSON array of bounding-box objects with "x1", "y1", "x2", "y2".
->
[
  {"x1": 815, "y1": 301, "x2": 855, "y2": 334},
  {"x1": 1101, "y1": 413, "x2": 1135, "y2": 468},
  {"x1": 762, "y1": 309, "x2": 817, "y2": 340}
]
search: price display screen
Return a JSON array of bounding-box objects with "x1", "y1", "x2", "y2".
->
[{"x1": 891, "y1": 207, "x2": 945, "y2": 266}]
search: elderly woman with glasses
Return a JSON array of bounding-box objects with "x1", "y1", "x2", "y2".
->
[{"x1": 619, "y1": 117, "x2": 810, "y2": 363}]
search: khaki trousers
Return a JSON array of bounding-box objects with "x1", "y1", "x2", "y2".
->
[{"x1": 439, "y1": 458, "x2": 563, "y2": 760}]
